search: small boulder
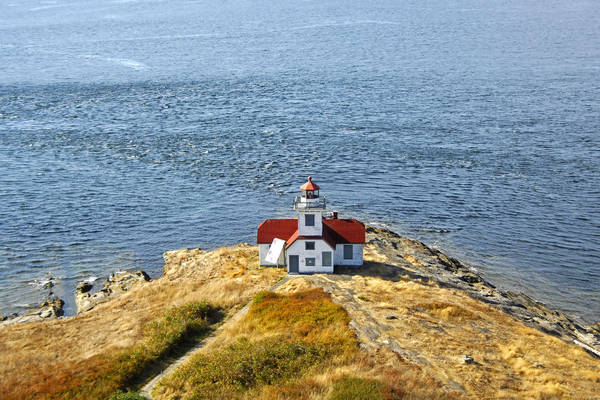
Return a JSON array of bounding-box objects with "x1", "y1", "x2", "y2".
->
[
  {"x1": 459, "y1": 274, "x2": 483, "y2": 284},
  {"x1": 37, "y1": 298, "x2": 64, "y2": 319},
  {"x1": 108, "y1": 270, "x2": 150, "y2": 292},
  {"x1": 1, "y1": 298, "x2": 64, "y2": 324},
  {"x1": 76, "y1": 282, "x2": 93, "y2": 294}
]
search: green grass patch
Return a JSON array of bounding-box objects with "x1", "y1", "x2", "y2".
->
[
  {"x1": 47, "y1": 302, "x2": 223, "y2": 400},
  {"x1": 247, "y1": 289, "x2": 357, "y2": 353},
  {"x1": 328, "y1": 377, "x2": 386, "y2": 400},
  {"x1": 249, "y1": 289, "x2": 349, "y2": 329},
  {"x1": 155, "y1": 289, "x2": 359, "y2": 400},
  {"x1": 105, "y1": 390, "x2": 148, "y2": 400},
  {"x1": 113, "y1": 302, "x2": 223, "y2": 386},
  {"x1": 165, "y1": 337, "x2": 327, "y2": 399}
]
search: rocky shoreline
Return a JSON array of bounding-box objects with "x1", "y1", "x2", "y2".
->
[
  {"x1": 74, "y1": 270, "x2": 150, "y2": 314},
  {"x1": 0, "y1": 298, "x2": 64, "y2": 324},
  {"x1": 363, "y1": 226, "x2": 600, "y2": 358},
  {"x1": 1, "y1": 227, "x2": 598, "y2": 358},
  {"x1": 0, "y1": 270, "x2": 151, "y2": 325}
]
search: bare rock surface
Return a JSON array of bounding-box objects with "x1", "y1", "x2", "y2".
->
[
  {"x1": 75, "y1": 270, "x2": 151, "y2": 314},
  {"x1": 0, "y1": 298, "x2": 64, "y2": 325},
  {"x1": 162, "y1": 248, "x2": 205, "y2": 277}
]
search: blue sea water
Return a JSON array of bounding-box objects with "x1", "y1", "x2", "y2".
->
[{"x1": 0, "y1": 0, "x2": 599, "y2": 322}]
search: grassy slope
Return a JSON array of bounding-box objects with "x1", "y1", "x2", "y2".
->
[
  {"x1": 1, "y1": 243, "x2": 598, "y2": 400},
  {"x1": 154, "y1": 243, "x2": 600, "y2": 400},
  {"x1": 276, "y1": 244, "x2": 600, "y2": 399},
  {"x1": 153, "y1": 288, "x2": 461, "y2": 400},
  {"x1": 0, "y1": 244, "x2": 285, "y2": 400},
  {"x1": 47, "y1": 302, "x2": 222, "y2": 399}
]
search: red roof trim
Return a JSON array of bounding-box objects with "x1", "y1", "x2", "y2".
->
[
  {"x1": 284, "y1": 230, "x2": 336, "y2": 249},
  {"x1": 285, "y1": 230, "x2": 299, "y2": 248}
]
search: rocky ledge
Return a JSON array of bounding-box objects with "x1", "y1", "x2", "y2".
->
[
  {"x1": 364, "y1": 226, "x2": 600, "y2": 358},
  {"x1": 0, "y1": 298, "x2": 64, "y2": 325},
  {"x1": 75, "y1": 270, "x2": 151, "y2": 314},
  {"x1": 0, "y1": 270, "x2": 152, "y2": 324}
]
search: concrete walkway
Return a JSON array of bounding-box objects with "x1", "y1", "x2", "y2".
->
[{"x1": 139, "y1": 274, "x2": 292, "y2": 399}]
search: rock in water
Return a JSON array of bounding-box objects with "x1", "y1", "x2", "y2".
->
[
  {"x1": 76, "y1": 282, "x2": 93, "y2": 294},
  {"x1": 0, "y1": 298, "x2": 64, "y2": 325},
  {"x1": 75, "y1": 270, "x2": 151, "y2": 314}
]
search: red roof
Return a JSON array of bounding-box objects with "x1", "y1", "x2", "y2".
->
[
  {"x1": 257, "y1": 219, "x2": 297, "y2": 243},
  {"x1": 300, "y1": 176, "x2": 320, "y2": 191},
  {"x1": 323, "y1": 218, "x2": 366, "y2": 243},
  {"x1": 257, "y1": 217, "x2": 365, "y2": 247}
]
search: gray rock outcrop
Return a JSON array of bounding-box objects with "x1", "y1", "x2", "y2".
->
[
  {"x1": 75, "y1": 270, "x2": 151, "y2": 314},
  {"x1": 1, "y1": 298, "x2": 64, "y2": 325},
  {"x1": 365, "y1": 226, "x2": 600, "y2": 358}
]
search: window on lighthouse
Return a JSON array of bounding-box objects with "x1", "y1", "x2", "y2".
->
[{"x1": 305, "y1": 214, "x2": 315, "y2": 226}]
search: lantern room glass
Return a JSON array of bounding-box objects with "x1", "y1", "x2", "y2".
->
[{"x1": 302, "y1": 189, "x2": 319, "y2": 199}]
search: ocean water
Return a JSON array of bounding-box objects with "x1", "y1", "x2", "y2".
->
[{"x1": 0, "y1": 0, "x2": 599, "y2": 322}]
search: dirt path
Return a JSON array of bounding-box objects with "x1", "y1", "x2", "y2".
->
[{"x1": 139, "y1": 274, "x2": 292, "y2": 399}]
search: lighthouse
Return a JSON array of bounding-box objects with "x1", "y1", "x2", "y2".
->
[
  {"x1": 294, "y1": 176, "x2": 326, "y2": 237},
  {"x1": 257, "y1": 177, "x2": 365, "y2": 274}
]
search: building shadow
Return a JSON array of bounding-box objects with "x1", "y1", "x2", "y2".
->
[{"x1": 334, "y1": 260, "x2": 431, "y2": 284}]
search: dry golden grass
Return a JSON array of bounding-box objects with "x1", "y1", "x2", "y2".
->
[
  {"x1": 2, "y1": 241, "x2": 597, "y2": 400},
  {"x1": 0, "y1": 244, "x2": 285, "y2": 400},
  {"x1": 22, "y1": 302, "x2": 222, "y2": 400},
  {"x1": 251, "y1": 349, "x2": 466, "y2": 400},
  {"x1": 305, "y1": 249, "x2": 600, "y2": 400},
  {"x1": 154, "y1": 287, "x2": 464, "y2": 400},
  {"x1": 363, "y1": 243, "x2": 389, "y2": 263},
  {"x1": 153, "y1": 288, "x2": 361, "y2": 400}
]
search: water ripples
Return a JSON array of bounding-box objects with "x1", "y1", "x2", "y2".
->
[{"x1": 1, "y1": 0, "x2": 599, "y2": 322}]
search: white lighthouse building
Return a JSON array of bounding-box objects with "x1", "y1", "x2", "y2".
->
[{"x1": 257, "y1": 177, "x2": 365, "y2": 273}]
